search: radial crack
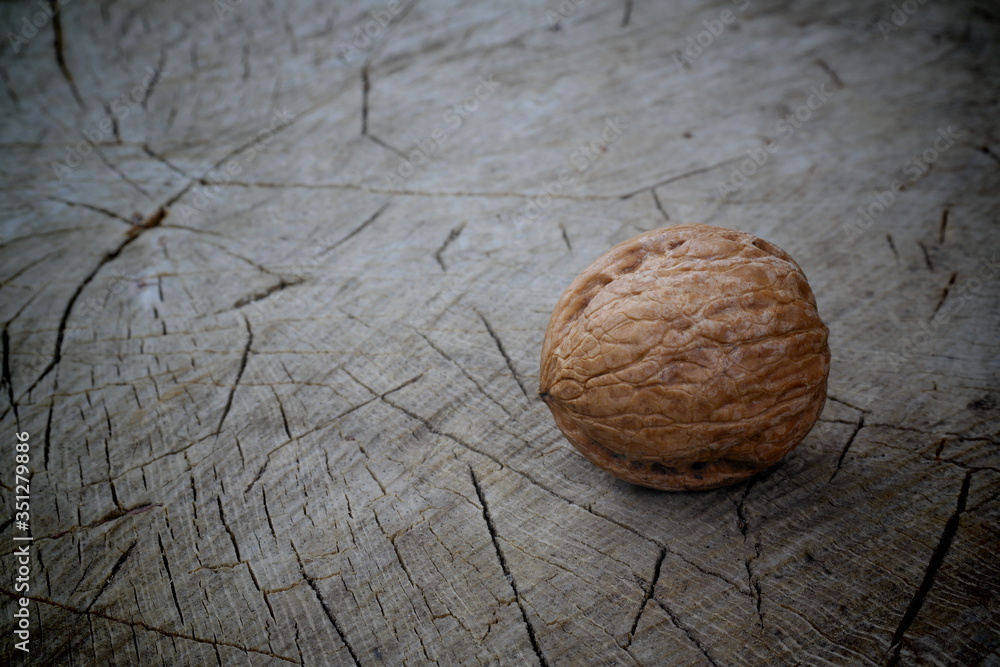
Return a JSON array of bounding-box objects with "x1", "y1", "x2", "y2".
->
[
  {"x1": 434, "y1": 223, "x2": 465, "y2": 271},
  {"x1": 216, "y1": 497, "x2": 242, "y2": 562},
  {"x1": 624, "y1": 547, "x2": 665, "y2": 648},
  {"x1": 233, "y1": 277, "x2": 304, "y2": 309},
  {"x1": 0, "y1": 589, "x2": 296, "y2": 662},
  {"x1": 917, "y1": 241, "x2": 934, "y2": 272},
  {"x1": 886, "y1": 470, "x2": 973, "y2": 666},
  {"x1": 157, "y1": 533, "x2": 185, "y2": 624},
  {"x1": 929, "y1": 272, "x2": 957, "y2": 320},
  {"x1": 361, "y1": 66, "x2": 370, "y2": 136},
  {"x1": 86, "y1": 541, "x2": 137, "y2": 612},
  {"x1": 831, "y1": 415, "x2": 865, "y2": 481},
  {"x1": 476, "y1": 310, "x2": 529, "y2": 399},
  {"x1": 293, "y1": 540, "x2": 362, "y2": 666},
  {"x1": 50, "y1": 0, "x2": 85, "y2": 108},
  {"x1": 559, "y1": 222, "x2": 573, "y2": 252},
  {"x1": 215, "y1": 315, "x2": 252, "y2": 437},
  {"x1": 886, "y1": 234, "x2": 899, "y2": 263},
  {"x1": 2, "y1": 327, "x2": 19, "y2": 427},
  {"x1": 20, "y1": 206, "x2": 167, "y2": 404},
  {"x1": 736, "y1": 481, "x2": 764, "y2": 629},
  {"x1": 319, "y1": 202, "x2": 389, "y2": 256},
  {"x1": 141, "y1": 50, "x2": 166, "y2": 111},
  {"x1": 651, "y1": 189, "x2": 670, "y2": 223},
  {"x1": 654, "y1": 599, "x2": 720, "y2": 667},
  {"x1": 412, "y1": 329, "x2": 512, "y2": 417},
  {"x1": 470, "y1": 467, "x2": 549, "y2": 667},
  {"x1": 48, "y1": 196, "x2": 131, "y2": 223},
  {"x1": 815, "y1": 58, "x2": 845, "y2": 88},
  {"x1": 621, "y1": 156, "x2": 745, "y2": 199}
]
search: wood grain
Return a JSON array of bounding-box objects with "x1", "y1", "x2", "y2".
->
[{"x1": 1, "y1": 0, "x2": 998, "y2": 664}]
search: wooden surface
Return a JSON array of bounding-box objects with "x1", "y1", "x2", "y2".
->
[{"x1": 1, "y1": 0, "x2": 998, "y2": 664}]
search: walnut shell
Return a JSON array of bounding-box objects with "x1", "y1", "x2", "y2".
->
[{"x1": 539, "y1": 223, "x2": 830, "y2": 491}]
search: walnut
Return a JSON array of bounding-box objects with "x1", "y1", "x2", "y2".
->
[{"x1": 538, "y1": 224, "x2": 830, "y2": 491}]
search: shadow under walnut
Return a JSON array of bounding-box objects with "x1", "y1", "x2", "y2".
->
[{"x1": 538, "y1": 223, "x2": 830, "y2": 491}]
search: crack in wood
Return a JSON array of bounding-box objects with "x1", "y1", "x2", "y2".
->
[
  {"x1": 470, "y1": 467, "x2": 550, "y2": 667},
  {"x1": 886, "y1": 234, "x2": 899, "y2": 263},
  {"x1": 929, "y1": 271, "x2": 957, "y2": 320},
  {"x1": 48, "y1": 196, "x2": 132, "y2": 223},
  {"x1": 827, "y1": 395, "x2": 869, "y2": 414},
  {"x1": 261, "y1": 487, "x2": 277, "y2": 540},
  {"x1": 434, "y1": 223, "x2": 465, "y2": 271},
  {"x1": 216, "y1": 497, "x2": 242, "y2": 562},
  {"x1": 831, "y1": 414, "x2": 865, "y2": 481},
  {"x1": 292, "y1": 540, "x2": 362, "y2": 666},
  {"x1": 624, "y1": 547, "x2": 665, "y2": 648},
  {"x1": 271, "y1": 386, "x2": 293, "y2": 441},
  {"x1": 95, "y1": 147, "x2": 154, "y2": 199},
  {"x1": 815, "y1": 58, "x2": 845, "y2": 88},
  {"x1": 215, "y1": 315, "x2": 252, "y2": 437},
  {"x1": 86, "y1": 541, "x2": 137, "y2": 612},
  {"x1": 0, "y1": 588, "x2": 297, "y2": 662},
  {"x1": 620, "y1": 155, "x2": 746, "y2": 199},
  {"x1": 379, "y1": 389, "x2": 745, "y2": 597},
  {"x1": 44, "y1": 503, "x2": 162, "y2": 542},
  {"x1": 558, "y1": 222, "x2": 573, "y2": 253},
  {"x1": 233, "y1": 276, "x2": 305, "y2": 310},
  {"x1": 20, "y1": 205, "x2": 166, "y2": 407},
  {"x1": 979, "y1": 145, "x2": 1000, "y2": 165},
  {"x1": 366, "y1": 133, "x2": 407, "y2": 157},
  {"x1": 157, "y1": 533, "x2": 185, "y2": 625},
  {"x1": 1, "y1": 327, "x2": 18, "y2": 428},
  {"x1": 411, "y1": 328, "x2": 514, "y2": 418},
  {"x1": 653, "y1": 598, "x2": 720, "y2": 667},
  {"x1": 243, "y1": 374, "x2": 421, "y2": 497},
  {"x1": 50, "y1": 0, "x2": 85, "y2": 108},
  {"x1": 141, "y1": 50, "x2": 166, "y2": 111},
  {"x1": 650, "y1": 188, "x2": 670, "y2": 223},
  {"x1": 886, "y1": 470, "x2": 973, "y2": 666},
  {"x1": 318, "y1": 202, "x2": 390, "y2": 256},
  {"x1": 141, "y1": 143, "x2": 191, "y2": 179},
  {"x1": 192, "y1": 178, "x2": 748, "y2": 203},
  {"x1": 361, "y1": 65, "x2": 370, "y2": 135},
  {"x1": 735, "y1": 480, "x2": 764, "y2": 630},
  {"x1": 476, "y1": 310, "x2": 529, "y2": 399},
  {"x1": 917, "y1": 240, "x2": 934, "y2": 272}
]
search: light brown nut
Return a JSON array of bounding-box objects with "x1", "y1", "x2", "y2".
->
[{"x1": 539, "y1": 223, "x2": 830, "y2": 491}]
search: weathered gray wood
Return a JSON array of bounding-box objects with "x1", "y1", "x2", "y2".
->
[{"x1": 1, "y1": 0, "x2": 998, "y2": 664}]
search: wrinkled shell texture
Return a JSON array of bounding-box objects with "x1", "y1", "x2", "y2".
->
[{"x1": 539, "y1": 224, "x2": 830, "y2": 491}]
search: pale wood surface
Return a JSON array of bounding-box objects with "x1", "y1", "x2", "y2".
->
[{"x1": 1, "y1": 0, "x2": 999, "y2": 665}]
